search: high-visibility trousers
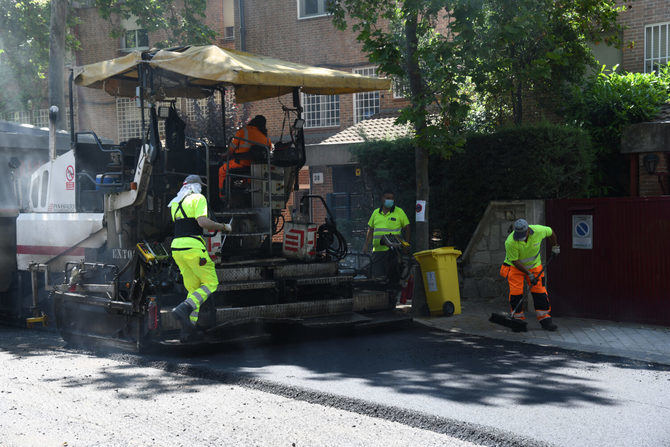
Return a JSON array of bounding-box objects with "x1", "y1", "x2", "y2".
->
[
  {"x1": 172, "y1": 247, "x2": 219, "y2": 324},
  {"x1": 218, "y1": 159, "x2": 251, "y2": 195},
  {"x1": 499, "y1": 263, "x2": 551, "y2": 321}
]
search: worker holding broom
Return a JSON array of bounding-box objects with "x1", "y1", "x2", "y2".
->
[{"x1": 499, "y1": 218, "x2": 560, "y2": 331}]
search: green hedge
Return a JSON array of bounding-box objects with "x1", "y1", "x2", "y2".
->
[
  {"x1": 562, "y1": 65, "x2": 670, "y2": 195},
  {"x1": 351, "y1": 124, "x2": 595, "y2": 250},
  {"x1": 435, "y1": 123, "x2": 595, "y2": 248}
]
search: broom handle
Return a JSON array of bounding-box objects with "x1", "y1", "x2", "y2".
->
[
  {"x1": 530, "y1": 252, "x2": 555, "y2": 285},
  {"x1": 510, "y1": 252, "x2": 556, "y2": 316}
]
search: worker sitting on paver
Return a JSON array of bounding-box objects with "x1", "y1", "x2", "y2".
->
[
  {"x1": 218, "y1": 115, "x2": 272, "y2": 201},
  {"x1": 362, "y1": 190, "x2": 410, "y2": 278},
  {"x1": 500, "y1": 218, "x2": 560, "y2": 331}
]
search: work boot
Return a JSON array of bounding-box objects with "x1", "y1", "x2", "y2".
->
[
  {"x1": 540, "y1": 317, "x2": 558, "y2": 331},
  {"x1": 172, "y1": 301, "x2": 195, "y2": 342}
]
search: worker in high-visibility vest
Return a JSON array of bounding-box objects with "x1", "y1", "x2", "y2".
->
[
  {"x1": 170, "y1": 175, "x2": 231, "y2": 342},
  {"x1": 362, "y1": 190, "x2": 410, "y2": 278},
  {"x1": 500, "y1": 218, "x2": 560, "y2": 331},
  {"x1": 218, "y1": 115, "x2": 272, "y2": 199}
]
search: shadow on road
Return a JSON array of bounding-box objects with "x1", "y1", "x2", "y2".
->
[
  {"x1": 0, "y1": 326, "x2": 208, "y2": 401},
  {"x1": 180, "y1": 325, "x2": 624, "y2": 407},
  {"x1": 2, "y1": 324, "x2": 667, "y2": 408}
]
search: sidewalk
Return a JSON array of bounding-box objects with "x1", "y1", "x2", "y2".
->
[{"x1": 412, "y1": 296, "x2": 670, "y2": 366}]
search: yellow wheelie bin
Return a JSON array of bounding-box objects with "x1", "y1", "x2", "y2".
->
[{"x1": 413, "y1": 247, "x2": 462, "y2": 316}]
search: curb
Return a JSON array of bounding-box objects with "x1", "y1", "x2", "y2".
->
[{"x1": 413, "y1": 316, "x2": 670, "y2": 367}]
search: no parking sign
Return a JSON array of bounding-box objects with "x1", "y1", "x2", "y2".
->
[
  {"x1": 572, "y1": 215, "x2": 593, "y2": 249},
  {"x1": 415, "y1": 200, "x2": 426, "y2": 222}
]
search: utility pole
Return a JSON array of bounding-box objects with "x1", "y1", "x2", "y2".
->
[{"x1": 49, "y1": 0, "x2": 68, "y2": 130}]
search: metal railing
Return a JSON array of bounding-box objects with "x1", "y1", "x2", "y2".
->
[{"x1": 222, "y1": 137, "x2": 274, "y2": 255}]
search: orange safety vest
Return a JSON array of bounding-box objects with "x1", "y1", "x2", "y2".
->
[{"x1": 218, "y1": 125, "x2": 272, "y2": 194}]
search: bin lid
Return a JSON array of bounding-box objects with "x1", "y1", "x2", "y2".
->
[{"x1": 413, "y1": 246, "x2": 462, "y2": 259}]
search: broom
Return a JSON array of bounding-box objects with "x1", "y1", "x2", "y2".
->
[{"x1": 489, "y1": 254, "x2": 555, "y2": 332}]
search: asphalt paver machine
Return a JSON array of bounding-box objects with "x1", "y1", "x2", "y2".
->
[{"x1": 16, "y1": 45, "x2": 410, "y2": 350}]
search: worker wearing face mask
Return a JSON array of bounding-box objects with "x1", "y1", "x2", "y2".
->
[{"x1": 362, "y1": 190, "x2": 411, "y2": 278}]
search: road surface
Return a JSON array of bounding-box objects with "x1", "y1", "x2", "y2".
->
[{"x1": 1, "y1": 324, "x2": 668, "y2": 446}]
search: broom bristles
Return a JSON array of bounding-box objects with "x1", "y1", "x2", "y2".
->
[{"x1": 489, "y1": 312, "x2": 528, "y2": 331}]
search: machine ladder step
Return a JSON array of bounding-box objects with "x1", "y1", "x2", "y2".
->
[{"x1": 217, "y1": 280, "x2": 276, "y2": 292}]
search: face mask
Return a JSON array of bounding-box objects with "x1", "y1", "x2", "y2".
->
[{"x1": 384, "y1": 199, "x2": 394, "y2": 208}]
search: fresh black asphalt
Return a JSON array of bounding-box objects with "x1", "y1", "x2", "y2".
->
[{"x1": 3, "y1": 323, "x2": 669, "y2": 446}]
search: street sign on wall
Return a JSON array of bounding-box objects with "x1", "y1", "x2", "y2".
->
[{"x1": 572, "y1": 214, "x2": 593, "y2": 249}]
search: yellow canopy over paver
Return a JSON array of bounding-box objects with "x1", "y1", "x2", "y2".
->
[{"x1": 73, "y1": 45, "x2": 390, "y2": 102}]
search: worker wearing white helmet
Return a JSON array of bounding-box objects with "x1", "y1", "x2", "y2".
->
[{"x1": 170, "y1": 174, "x2": 231, "y2": 342}]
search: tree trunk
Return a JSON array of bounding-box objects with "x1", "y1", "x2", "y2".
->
[
  {"x1": 404, "y1": 4, "x2": 430, "y2": 316},
  {"x1": 49, "y1": 0, "x2": 68, "y2": 130},
  {"x1": 404, "y1": 5, "x2": 429, "y2": 252}
]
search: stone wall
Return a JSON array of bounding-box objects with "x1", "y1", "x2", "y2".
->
[{"x1": 460, "y1": 200, "x2": 545, "y2": 301}]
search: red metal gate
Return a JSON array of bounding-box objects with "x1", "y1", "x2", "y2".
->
[{"x1": 545, "y1": 197, "x2": 670, "y2": 326}]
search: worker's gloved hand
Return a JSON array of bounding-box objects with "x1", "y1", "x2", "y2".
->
[
  {"x1": 222, "y1": 223, "x2": 232, "y2": 233},
  {"x1": 528, "y1": 273, "x2": 537, "y2": 285},
  {"x1": 551, "y1": 245, "x2": 560, "y2": 255}
]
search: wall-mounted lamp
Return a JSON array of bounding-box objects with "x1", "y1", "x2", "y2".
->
[{"x1": 643, "y1": 153, "x2": 659, "y2": 175}]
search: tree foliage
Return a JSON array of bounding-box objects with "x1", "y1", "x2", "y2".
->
[
  {"x1": 329, "y1": 0, "x2": 627, "y2": 250},
  {"x1": 562, "y1": 64, "x2": 670, "y2": 195},
  {"x1": 329, "y1": 0, "x2": 478, "y2": 251},
  {"x1": 330, "y1": 0, "x2": 471, "y2": 155},
  {"x1": 438, "y1": 124, "x2": 595, "y2": 247},
  {"x1": 465, "y1": 0, "x2": 625, "y2": 125},
  {"x1": 93, "y1": 0, "x2": 216, "y2": 48},
  {"x1": 0, "y1": 0, "x2": 216, "y2": 114},
  {"x1": 352, "y1": 124, "x2": 596, "y2": 250},
  {"x1": 0, "y1": 0, "x2": 54, "y2": 112}
]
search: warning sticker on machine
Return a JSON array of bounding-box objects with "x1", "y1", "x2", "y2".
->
[
  {"x1": 426, "y1": 271, "x2": 438, "y2": 292},
  {"x1": 65, "y1": 165, "x2": 75, "y2": 190}
]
